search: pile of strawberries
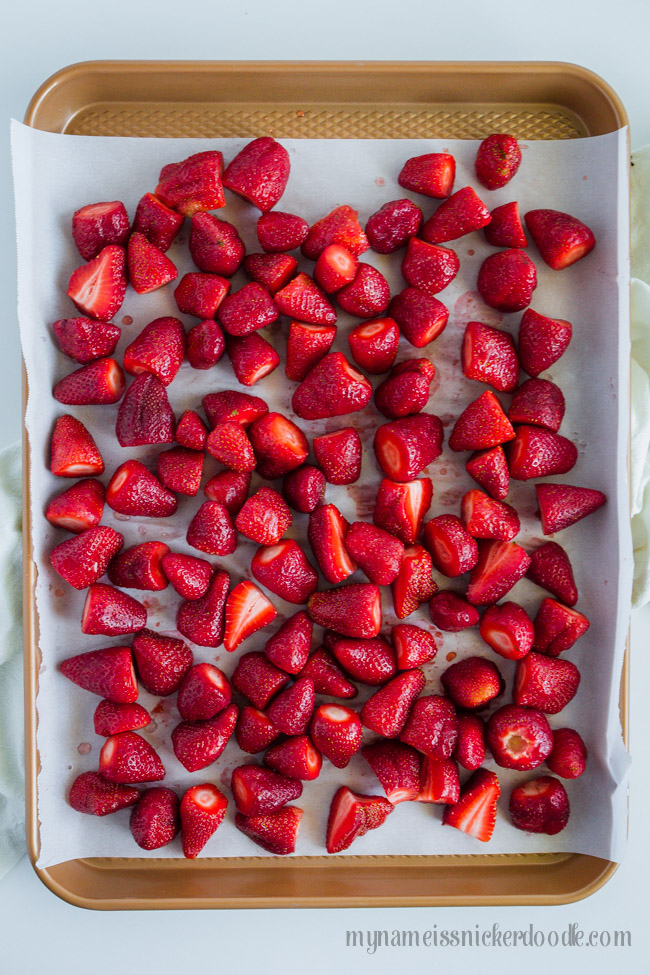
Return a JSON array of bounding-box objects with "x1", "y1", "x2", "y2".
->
[{"x1": 46, "y1": 132, "x2": 605, "y2": 858}]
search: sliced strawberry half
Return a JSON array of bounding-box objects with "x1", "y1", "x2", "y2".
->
[
  {"x1": 116, "y1": 373, "x2": 175, "y2": 447},
  {"x1": 348, "y1": 317, "x2": 400, "y2": 373},
  {"x1": 360, "y1": 669, "x2": 425, "y2": 738},
  {"x1": 310, "y1": 705, "x2": 363, "y2": 769},
  {"x1": 45, "y1": 477, "x2": 105, "y2": 532},
  {"x1": 373, "y1": 477, "x2": 433, "y2": 544},
  {"x1": 514, "y1": 652, "x2": 581, "y2": 714},
  {"x1": 421, "y1": 186, "x2": 491, "y2": 243},
  {"x1": 50, "y1": 415, "x2": 104, "y2": 478},
  {"x1": 127, "y1": 232, "x2": 178, "y2": 294},
  {"x1": 54, "y1": 357, "x2": 125, "y2": 406},
  {"x1": 479, "y1": 601, "x2": 534, "y2": 660},
  {"x1": 308, "y1": 583, "x2": 382, "y2": 639},
  {"x1": 180, "y1": 783, "x2": 228, "y2": 859},
  {"x1": 81, "y1": 584, "x2": 147, "y2": 636},
  {"x1": 442, "y1": 768, "x2": 500, "y2": 842},
  {"x1": 60, "y1": 645, "x2": 137, "y2": 702},
  {"x1": 106, "y1": 459, "x2": 177, "y2": 517},
  {"x1": 533, "y1": 598, "x2": 590, "y2": 656},
  {"x1": 308, "y1": 504, "x2": 357, "y2": 584},
  {"x1": 465, "y1": 446, "x2": 510, "y2": 500},
  {"x1": 449, "y1": 390, "x2": 515, "y2": 452},
  {"x1": 462, "y1": 320, "x2": 519, "y2": 393},
  {"x1": 374, "y1": 413, "x2": 443, "y2": 482},
  {"x1": 67, "y1": 244, "x2": 127, "y2": 320},
  {"x1": 107, "y1": 540, "x2": 170, "y2": 591},
  {"x1": 391, "y1": 544, "x2": 437, "y2": 619},
  {"x1": 99, "y1": 731, "x2": 165, "y2": 784},
  {"x1": 285, "y1": 321, "x2": 337, "y2": 382},
  {"x1": 361, "y1": 740, "x2": 422, "y2": 803},
  {"x1": 398, "y1": 152, "x2": 455, "y2": 198},
  {"x1": 52, "y1": 317, "x2": 121, "y2": 364},
  {"x1": 235, "y1": 487, "x2": 292, "y2": 546},
  {"x1": 466, "y1": 539, "x2": 531, "y2": 605},
  {"x1": 156, "y1": 150, "x2": 225, "y2": 216},
  {"x1": 291, "y1": 352, "x2": 372, "y2": 421},
  {"x1": 423, "y1": 514, "x2": 478, "y2": 577},
  {"x1": 132, "y1": 629, "x2": 194, "y2": 697},
  {"x1": 264, "y1": 736, "x2": 322, "y2": 781},
  {"x1": 249, "y1": 412, "x2": 309, "y2": 479},
  {"x1": 507, "y1": 426, "x2": 577, "y2": 480},
  {"x1": 235, "y1": 807, "x2": 303, "y2": 855},
  {"x1": 418, "y1": 757, "x2": 461, "y2": 804},
  {"x1": 525, "y1": 208, "x2": 595, "y2": 270},
  {"x1": 325, "y1": 787, "x2": 394, "y2": 854},
  {"x1": 536, "y1": 483, "x2": 606, "y2": 534},
  {"x1": 123, "y1": 316, "x2": 185, "y2": 386},
  {"x1": 251, "y1": 540, "x2": 319, "y2": 604},
  {"x1": 224, "y1": 580, "x2": 277, "y2": 653},
  {"x1": 50, "y1": 525, "x2": 123, "y2": 590},
  {"x1": 527, "y1": 541, "x2": 578, "y2": 606}
]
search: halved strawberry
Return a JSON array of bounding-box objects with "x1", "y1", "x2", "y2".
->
[
  {"x1": 235, "y1": 807, "x2": 303, "y2": 855},
  {"x1": 418, "y1": 757, "x2": 461, "y2": 804},
  {"x1": 157, "y1": 447, "x2": 204, "y2": 496},
  {"x1": 204, "y1": 471, "x2": 251, "y2": 514},
  {"x1": 81, "y1": 584, "x2": 147, "y2": 636},
  {"x1": 449, "y1": 390, "x2": 515, "y2": 452},
  {"x1": 402, "y1": 238, "x2": 459, "y2": 295},
  {"x1": 479, "y1": 601, "x2": 534, "y2": 660},
  {"x1": 235, "y1": 486, "x2": 292, "y2": 545},
  {"x1": 127, "y1": 232, "x2": 177, "y2": 293},
  {"x1": 231, "y1": 764, "x2": 302, "y2": 816},
  {"x1": 60, "y1": 645, "x2": 137, "y2": 702},
  {"x1": 123, "y1": 316, "x2": 185, "y2": 386},
  {"x1": 45, "y1": 477, "x2": 105, "y2": 532},
  {"x1": 310, "y1": 705, "x2": 363, "y2": 768},
  {"x1": 514, "y1": 652, "x2": 581, "y2": 714},
  {"x1": 360, "y1": 669, "x2": 425, "y2": 737},
  {"x1": 429, "y1": 591, "x2": 479, "y2": 631},
  {"x1": 282, "y1": 465, "x2": 326, "y2": 513},
  {"x1": 52, "y1": 317, "x2": 121, "y2": 364},
  {"x1": 373, "y1": 477, "x2": 433, "y2": 544},
  {"x1": 461, "y1": 489, "x2": 520, "y2": 541},
  {"x1": 176, "y1": 570, "x2": 230, "y2": 648},
  {"x1": 106, "y1": 459, "x2": 177, "y2": 518},
  {"x1": 398, "y1": 153, "x2": 455, "y2": 198},
  {"x1": 374, "y1": 413, "x2": 443, "y2": 482},
  {"x1": 348, "y1": 317, "x2": 400, "y2": 373},
  {"x1": 265, "y1": 736, "x2": 322, "y2": 781},
  {"x1": 174, "y1": 272, "x2": 230, "y2": 319},
  {"x1": 462, "y1": 320, "x2": 519, "y2": 392},
  {"x1": 509, "y1": 776, "x2": 570, "y2": 835},
  {"x1": 508, "y1": 378, "x2": 565, "y2": 432},
  {"x1": 107, "y1": 540, "x2": 170, "y2": 591},
  {"x1": 361, "y1": 740, "x2": 422, "y2": 803},
  {"x1": 176, "y1": 408, "x2": 208, "y2": 450},
  {"x1": 186, "y1": 502, "x2": 236, "y2": 556},
  {"x1": 222, "y1": 137, "x2": 290, "y2": 212},
  {"x1": 518, "y1": 308, "x2": 572, "y2": 377},
  {"x1": 177, "y1": 662, "x2": 232, "y2": 722},
  {"x1": 67, "y1": 244, "x2": 127, "y2": 320},
  {"x1": 274, "y1": 272, "x2": 337, "y2": 325},
  {"x1": 313, "y1": 427, "x2": 362, "y2": 485},
  {"x1": 226, "y1": 332, "x2": 280, "y2": 385},
  {"x1": 72, "y1": 200, "x2": 130, "y2": 260},
  {"x1": 390, "y1": 287, "x2": 450, "y2": 348},
  {"x1": 285, "y1": 321, "x2": 337, "y2": 381},
  {"x1": 189, "y1": 212, "x2": 244, "y2": 276},
  {"x1": 68, "y1": 772, "x2": 139, "y2": 817},
  {"x1": 423, "y1": 514, "x2": 478, "y2": 577},
  {"x1": 330, "y1": 635, "x2": 396, "y2": 686},
  {"x1": 337, "y1": 263, "x2": 390, "y2": 318},
  {"x1": 484, "y1": 201, "x2": 527, "y2": 248},
  {"x1": 475, "y1": 134, "x2": 522, "y2": 190},
  {"x1": 392, "y1": 623, "x2": 438, "y2": 669},
  {"x1": 248, "y1": 411, "x2": 308, "y2": 478},
  {"x1": 477, "y1": 249, "x2": 537, "y2": 312},
  {"x1": 243, "y1": 252, "x2": 298, "y2": 294},
  {"x1": 257, "y1": 210, "x2": 309, "y2": 252},
  {"x1": 374, "y1": 358, "x2": 435, "y2": 419},
  {"x1": 536, "y1": 483, "x2": 606, "y2": 534},
  {"x1": 525, "y1": 209, "x2": 595, "y2": 270},
  {"x1": 160, "y1": 553, "x2": 212, "y2": 601},
  {"x1": 129, "y1": 787, "x2": 180, "y2": 851},
  {"x1": 224, "y1": 580, "x2": 277, "y2": 653},
  {"x1": 391, "y1": 544, "x2": 437, "y2": 618},
  {"x1": 343, "y1": 521, "x2": 404, "y2": 585},
  {"x1": 50, "y1": 525, "x2": 123, "y2": 590},
  {"x1": 99, "y1": 731, "x2": 165, "y2": 784},
  {"x1": 400, "y1": 695, "x2": 458, "y2": 759},
  {"x1": 206, "y1": 422, "x2": 256, "y2": 473},
  {"x1": 421, "y1": 186, "x2": 491, "y2": 243},
  {"x1": 533, "y1": 598, "x2": 590, "y2": 656},
  {"x1": 442, "y1": 768, "x2": 500, "y2": 842},
  {"x1": 301, "y1": 647, "x2": 358, "y2": 699},
  {"x1": 180, "y1": 783, "x2": 228, "y2": 859},
  {"x1": 454, "y1": 715, "x2": 486, "y2": 772},
  {"x1": 264, "y1": 611, "x2": 313, "y2": 674},
  {"x1": 267, "y1": 677, "x2": 315, "y2": 736},
  {"x1": 507, "y1": 426, "x2": 577, "y2": 480},
  {"x1": 441, "y1": 656, "x2": 504, "y2": 710},
  {"x1": 527, "y1": 542, "x2": 578, "y2": 606},
  {"x1": 54, "y1": 357, "x2": 125, "y2": 406},
  {"x1": 301, "y1": 204, "x2": 369, "y2": 260},
  {"x1": 232, "y1": 651, "x2": 290, "y2": 709},
  {"x1": 308, "y1": 504, "x2": 357, "y2": 584},
  {"x1": 366, "y1": 198, "x2": 423, "y2": 253},
  {"x1": 132, "y1": 629, "x2": 193, "y2": 696},
  {"x1": 307, "y1": 583, "x2": 382, "y2": 638},
  {"x1": 314, "y1": 243, "x2": 359, "y2": 293},
  {"x1": 236, "y1": 706, "x2": 281, "y2": 754},
  {"x1": 172, "y1": 705, "x2": 238, "y2": 772},
  {"x1": 466, "y1": 540, "x2": 531, "y2": 605},
  {"x1": 115, "y1": 373, "x2": 175, "y2": 447},
  {"x1": 465, "y1": 446, "x2": 510, "y2": 500},
  {"x1": 156, "y1": 150, "x2": 225, "y2": 216},
  {"x1": 547, "y1": 728, "x2": 587, "y2": 779},
  {"x1": 132, "y1": 192, "x2": 184, "y2": 251},
  {"x1": 326, "y1": 787, "x2": 394, "y2": 854},
  {"x1": 292, "y1": 352, "x2": 372, "y2": 420},
  {"x1": 218, "y1": 282, "x2": 279, "y2": 337},
  {"x1": 251, "y1": 540, "x2": 319, "y2": 603}
]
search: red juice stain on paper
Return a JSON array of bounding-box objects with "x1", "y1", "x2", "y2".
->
[
  {"x1": 452, "y1": 290, "x2": 503, "y2": 328},
  {"x1": 467, "y1": 249, "x2": 475, "y2": 256},
  {"x1": 446, "y1": 651, "x2": 457, "y2": 662},
  {"x1": 122, "y1": 315, "x2": 133, "y2": 326},
  {"x1": 376, "y1": 177, "x2": 385, "y2": 186},
  {"x1": 77, "y1": 742, "x2": 91, "y2": 755}
]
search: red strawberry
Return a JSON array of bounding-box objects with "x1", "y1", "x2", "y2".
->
[
  {"x1": 132, "y1": 629, "x2": 193, "y2": 696},
  {"x1": 292, "y1": 352, "x2": 372, "y2": 420},
  {"x1": 274, "y1": 272, "x2": 337, "y2": 325},
  {"x1": 107, "y1": 540, "x2": 170, "y2": 591},
  {"x1": 174, "y1": 409, "x2": 209, "y2": 449},
  {"x1": 461, "y1": 489, "x2": 520, "y2": 541},
  {"x1": 282, "y1": 465, "x2": 326, "y2": 513},
  {"x1": 392, "y1": 544, "x2": 437, "y2": 618},
  {"x1": 400, "y1": 695, "x2": 458, "y2": 759},
  {"x1": 373, "y1": 477, "x2": 433, "y2": 545},
  {"x1": 172, "y1": 705, "x2": 238, "y2": 772},
  {"x1": 536, "y1": 483, "x2": 606, "y2": 534},
  {"x1": 251, "y1": 540, "x2": 319, "y2": 603},
  {"x1": 527, "y1": 542, "x2": 578, "y2": 606},
  {"x1": 223, "y1": 137, "x2": 290, "y2": 212},
  {"x1": 67, "y1": 244, "x2": 127, "y2": 320},
  {"x1": 224, "y1": 580, "x2": 277, "y2": 653},
  {"x1": 127, "y1": 232, "x2": 177, "y2": 294},
  {"x1": 236, "y1": 487, "x2": 292, "y2": 545},
  {"x1": 160, "y1": 553, "x2": 212, "y2": 601},
  {"x1": 422, "y1": 186, "x2": 491, "y2": 244},
  {"x1": 392, "y1": 623, "x2": 438, "y2": 669},
  {"x1": 479, "y1": 601, "x2": 534, "y2": 660},
  {"x1": 308, "y1": 583, "x2": 381, "y2": 638},
  {"x1": 508, "y1": 378, "x2": 565, "y2": 431},
  {"x1": 94, "y1": 699, "x2": 151, "y2": 736},
  {"x1": 81, "y1": 583, "x2": 147, "y2": 636},
  {"x1": 236, "y1": 706, "x2": 281, "y2": 754},
  {"x1": 232, "y1": 651, "x2": 290, "y2": 709},
  {"x1": 313, "y1": 427, "x2": 362, "y2": 485},
  {"x1": 423, "y1": 514, "x2": 478, "y2": 577},
  {"x1": 402, "y1": 238, "x2": 459, "y2": 295},
  {"x1": 509, "y1": 776, "x2": 570, "y2": 834},
  {"x1": 313, "y1": 243, "x2": 359, "y2": 293},
  {"x1": 374, "y1": 358, "x2": 435, "y2": 419},
  {"x1": 129, "y1": 787, "x2": 180, "y2": 850},
  {"x1": 518, "y1": 308, "x2": 572, "y2": 377},
  {"x1": 187, "y1": 501, "x2": 236, "y2": 556},
  {"x1": 99, "y1": 731, "x2": 165, "y2": 783},
  {"x1": 285, "y1": 321, "x2": 337, "y2": 381},
  {"x1": 454, "y1": 714, "x2": 486, "y2": 771},
  {"x1": 52, "y1": 317, "x2": 121, "y2": 364},
  {"x1": 267, "y1": 677, "x2": 315, "y2": 735},
  {"x1": 218, "y1": 282, "x2": 278, "y2": 337},
  {"x1": 248, "y1": 412, "x2": 308, "y2": 478},
  {"x1": 123, "y1": 316, "x2": 185, "y2": 386},
  {"x1": 157, "y1": 447, "x2": 204, "y2": 496},
  {"x1": 533, "y1": 598, "x2": 589, "y2": 656},
  {"x1": 301, "y1": 647, "x2": 358, "y2": 699},
  {"x1": 461, "y1": 320, "x2": 519, "y2": 392},
  {"x1": 116, "y1": 373, "x2": 175, "y2": 447},
  {"x1": 525, "y1": 209, "x2": 595, "y2": 270},
  {"x1": 206, "y1": 422, "x2": 256, "y2": 473},
  {"x1": 185, "y1": 319, "x2": 226, "y2": 370},
  {"x1": 337, "y1": 263, "x2": 391, "y2": 318},
  {"x1": 374, "y1": 413, "x2": 443, "y2": 482},
  {"x1": 257, "y1": 210, "x2": 309, "y2": 252},
  {"x1": 45, "y1": 477, "x2": 105, "y2": 532},
  {"x1": 348, "y1": 317, "x2": 400, "y2": 373},
  {"x1": 360, "y1": 669, "x2": 425, "y2": 737},
  {"x1": 60, "y1": 645, "x2": 137, "y2": 702},
  {"x1": 49, "y1": 416, "x2": 104, "y2": 478},
  {"x1": 227, "y1": 332, "x2": 280, "y2": 385},
  {"x1": 310, "y1": 704, "x2": 363, "y2": 768},
  {"x1": 547, "y1": 728, "x2": 587, "y2": 779},
  {"x1": 68, "y1": 772, "x2": 139, "y2": 817},
  {"x1": 398, "y1": 152, "x2": 455, "y2": 198},
  {"x1": 366, "y1": 198, "x2": 423, "y2": 253},
  {"x1": 235, "y1": 807, "x2": 303, "y2": 855},
  {"x1": 204, "y1": 471, "x2": 251, "y2": 514},
  {"x1": 429, "y1": 591, "x2": 479, "y2": 631},
  {"x1": 177, "y1": 663, "x2": 232, "y2": 721},
  {"x1": 326, "y1": 787, "x2": 394, "y2": 853},
  {"x1": 441, "y1": 656, "x2": 504, "y2": 711},
  {"x1": 331, "y1": 636, "x2": 396, "y2": 686},
  {"x1": 72, "y1": 200, "x2": 130, "y2": 260},
  {"x1": 174, "y1": 272, "x2": 230, "y2": 319},
  {"x1": 301, "y1": 204, "x2": 369, "y2": 260},
  {"x1": 50, "y1": 525, "x2": 123, "y2": 590},
  {"x1": 265, "y1": 736, "x2": 322, "y2": 781},
  {"x1": 485, "y1": 201, "x2": 527, "y2": 248},
  {"x1": 475, "y1": 134, "x2": 522, "y2": 189},
  {"x1": 344, "y1": 521, "x2": 404, "y2": 585},
  {"x1": 232, "y1": 764, "x2": 302, "y2": 816},
  {"x1": 466, "y1": 539, "x2": 531, "y2": 605},
  {"x1": 442, "y1": 768, "x2": 500, "y2": 842},
  {"x1": 514, "y1": 652, "x2": 580, "y2": 714},
  {"x1": 477, "y1": 249, "x2": 537, "y2": 312},
  {"x1": 507, "y1": 426, "x2": 577, "y2": 480},
  {"x1": 264, "y1": 611, "x2": 313, "y2": 674},
  {"x1": 466, "y1": 446, "x2": 510, "y2": 500},
  {"x1": 449, "y1": 390, "x2": 515, "y2": 452},
  {"x1": 418, "y1": 757, "x2": 460, "y2": 804},
  {"x1": 243, "y1": 252, "x2": 298, "y2": 293},
  {"x1": 189, "y1": 212, "x2": 244, "y2": 276},
  {"x1": 180, "y1": 783, "x2": 228, "y2": 859},
  {"x1": 133, "y1": 192, "x2": 184, "y2": 251},
  {"x1": 308, "y1": 504, "x2": 357, "y2": 584},
  {"x1": 54, "y1": 357, "x2": 125, "y2": 406},
  {"x1": 106, "y1": 460, "x2": 177, "y2": 517},
  {"x1": 362, "y1": 740, "x2": 422, "y2": 803},
  {"x1": 156, "y1": 150, "x2": 225, "y2": 216},
  {"x1": 176, "y1": 570, "x2": 230, "y2": 648},
  {"x1": 207, "y1": 384, "x2": 267, "y2": 429}
]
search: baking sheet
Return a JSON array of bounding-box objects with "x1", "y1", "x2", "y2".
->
[{"x1": 11, "y1": 120, "x2": 632, "y2": 867}]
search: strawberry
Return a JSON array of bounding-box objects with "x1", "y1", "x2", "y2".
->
[
  {"x1": 156, "y1": 150, "x2": 225, "y2": 216},
  {"x1": 475, "y1": 134, "x2": 522, "y2": 189},
  {"x1": 348, "y1": 317, "x2": 400, "y2": 373},
  {"x1": 466, "y1": 539, "x2": 531, "y2": 605},
  {"x1": 418, "y1": 757, "x2": 461, "y2": 804},
  {"x1": 187, "y1": 502, "x2": 236, "y2": 556},
  {"x1": 308, "y1": 503, "x2": 357, "y2": 584},
  {"x1": 477, "y1": 249, "x2": 537, "y2": 312},
  {"x1": 461, "y1": 320, "x2": 519, "y2": 393},
  {"x1": 180, "y1": 783, "x2": 228, "y2": 858},
  {"x1": 236, "y1": 706, "x2": 281, "y2": 754},
  {"x1": 398, "y1": 153, "x2": 455, "y2": 198},
  {"x1": 509, "y1": 776, "x2": 570, "y2": 834},
  {"x1": 189, "y1": 212, "x2": 244, "y2": 275},
  {"x1": 232, "y1": 651, "x2": 290, "y2": 709},
  {"x1": 45, "y1": 477, "x2": 105, "y2": 532},
  {"x1": 429, "y1": 591, "x2": 479, "y2": 631},
  {"x1": 94, "y1": 699, "x2": 151, "y2": 736},
  {"x1": 479, "y1": 601, "x2": 534, "y2": 660},
  {"x1": 236, "y1": 486, "x2": 292, "y2": 545},
  {"x1": 292, "y1": 352, "x2": 372, "y2": 420},
  {"x1": 313, "y1": 427, "x2": 362, "y2": 485},
  {"x1": 227, "y1": 332, "x2": 280, "y2": 385},
  {"x1": 301, "y1": 647, "x2": 358, "y2": 699},
  {"x1": 310, "y1": 704, "x2": 363, "y2": 768},
  {"x1": 285, "y1": 321, "x2": 337, "y2": 381},
  {"x1": 366, "y1": 198, "x2": 423, "y2": 253},
  {"x1": 251, "y1": 540, "x2": 319, "y2": 603},
  {"x1": 107, "y1": 540, "x2": 170, "y2": 591},
  {"x1": 402, "y1": 238, "x2": 460, "y2": 295},
  {"x1": 267, "y1": 677, "x2": 315, "y2": 735},
  {"x1": 172, "y1": 705, "x2": 238, "y2": 772},
  {"x1": 330, "y1": 636, "x2": 396, "y2": 686},
  {"x1": 204, "y1": 471, "x2": 251, "y2": 514},
  {"x1": 176, "y1": 409, "x2": 208, "y2": 450},
  {"x1": 533, "y1": 598, "x2": 590, "y2": 656},
  {"x1": 392, "y1": 623, "x2": 438, "y2": 669},
  {"x1": 508, "y1": 378, "x2": 565, "y2": 431},
  {"x1": 265, "y1": 736, "x2": 322, "y2": 781},
  {"x1": 224, "y1": 580, "x2": 277, "y2": 652},
  {"x1": 68, "y1": 772, "x2": 139, "y2": 817},
  {"x1": 373, "y1": 477, "x2": 433, "y2": 544},
  {"x1": 461, "y1": 489, "x2": 520, "y2": 541},
  {"x1": 132, "y1": 629, "x2": 193, "y2": 696},
  {"x1": 123, "y1": 316, "x2": 185, "y2": 386},
  {"x1": 362, "y1": 740, "x2": 422, "y2": 803},
  {"x1": 257, "y1": 210, "x2": 309, "y2": 252},
  {"x1": 132, "y1": 192, "x2": 184, "y2": 251},
  {"x1": 223, "y1": 137, "x2": 290, "y2": 212},
  {"x1": 374, "y1": 413, "x2": 443, "y2": 481},
  {"x1": 60, "y1": 645, "x2": 137, "y2": 702},
  {"x1": 176, "y1": 570, "x2": 230, "y2": 648},
  {"x1": 547, "y1": 728, "x2": 587, "y2": 779},
  {"x1": 232, "y1": 764, "x2": 302, "y2": 816},
  {"x1": 129, "y1": 787, "x2": 180, "y2": 850},
  {"x1": 72, "y1": 200, "x2": 130, "y2": 260},
  {"x1": 157, "y1": 447, "x2": 204, "y2": 496},
  {"x1": 514, "y1": 652, "x2": 580, "y2": 713},
  {"x1": 243, "y1": 252, "x2": 298, "y2": 293},
  {"x1": 400, "y1": 695, "x2": 458, "y2": 759},
  {"x1": 205, "y1": 390, "x2": 268, "y2": 428},
  {"x1": 423, "y1": 514, "x2": 478, "y2": 577},
  {"x1": 525, "y1": 209, "x2": 595, "y2": 270},
  {"x1": 314, "y1": 244, "x2": 359, "y2": 293},
  {"x1": 360, "y1": 669, "x2": 425, "y2": 737},
  {"x1": 54, "y1": 357, "x2": 125, "y2": 406},
  {"x1": 454, "y1": 714, "x2": 486, "y2": 771},
  {"x1": 507, "y1": 426, "x2": 577, "y2": 480},
  {"x1": 518, "y1": 308, "x2": 572, "y2": 377},
  {"x1": 308, "y1": 583, "x2": 381, "y2": 638},
  {"x1": 301, "y1": 204, "x2": 369, "y2": 260},
  {"x1": 127, "y1": 232, "x2": 177, "y2": 294},
  {"x1": 392, "y1": 544, "x2": 437, "y2": 618},
  {"x1": 326, "y1": 787, "x2": 394, "y2": 854},
  {"x1": 344, "y1": 521, "x2": 404, "y2": 585},
  {"x1": 174, "y1": 272, "x2": 230, "y2": 319},
  {"x1": 484, "y1": 201, "x2": 527, "y2": 248},
  {"x1": 282, "y1": 465, "x2": 326, "y2": 513},
  {"x1": 177, "y1": 663, "x2": 232, "y2": 721},
  {"x1": 527, "y1": 542, "x2": 578, "y2": 606},
  {"x1": 442, "y1": 768, "x2": 500, "y2": 842},
  {"x1": 218, "y1": 282, "x2": 278, "y2": 337},
  {"x1": 274, "y1": 272, "x2": 337, "y2": 325},
  {"x1": 115, "y1": 373, "x2": 175, "y2": 447},
  {"x1": 441, "y1": 656, "x2": 504, "y2": 710},
  {"x1": 67, "y1": 244, "x2": 127, "y2": 320},
  {"x1": 264, "y1": 611, "x2": 313, "y2": 674},
  {"x1": 536, "y1": 483, "x2": 607, "y2": 534},
  {"x1": 422, "y1": 186, "x2": 492, "y2": 244},
  {"x1": 99, "y1": 731, "x2": 165, "y2": 783},
  {"x1": 206, "y1": 422, "x2": 256, "y2": 473},
  {"x1": 160, "y1": 553, "x2": 212, "y2": 601},
  {"x1": 50, "y1": 525, "x2": 123, "y2": 590},
  {"x1": 465, "y1": 446, "x2": 510, "y2": 500},
  {"x1": 337, "y1": 263, "x2": 391, "y2": 318},
  {"x1": 81, "y1": 584, "x2": 147, "y2": 636},
  {"x1": 449, "y1": 390, "x2": 515, "y2": 451},
  {"x1": 106, "y1": 460, "x2": 177, "y2": 517},
  {"x1": 186, "y1": 319, "x2": 227, "y2": 369},
  {"x1": 235, "y1": 807, "x2": 303, "y2": 855},
  {"x1": 52, "y1": 317, "x2": 121, "y2": 363},
  {"x1": 374, "y1": 358, "x2": 435, "y2": 418}
]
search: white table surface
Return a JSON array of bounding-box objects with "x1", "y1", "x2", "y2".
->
[{"x1": 3, "y1": 1, "x2": 650, "y2": 972}]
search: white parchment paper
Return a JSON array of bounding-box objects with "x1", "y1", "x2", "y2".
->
[{"x1": 11, "y1": 120, "x2": 632, "y2": 867}]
